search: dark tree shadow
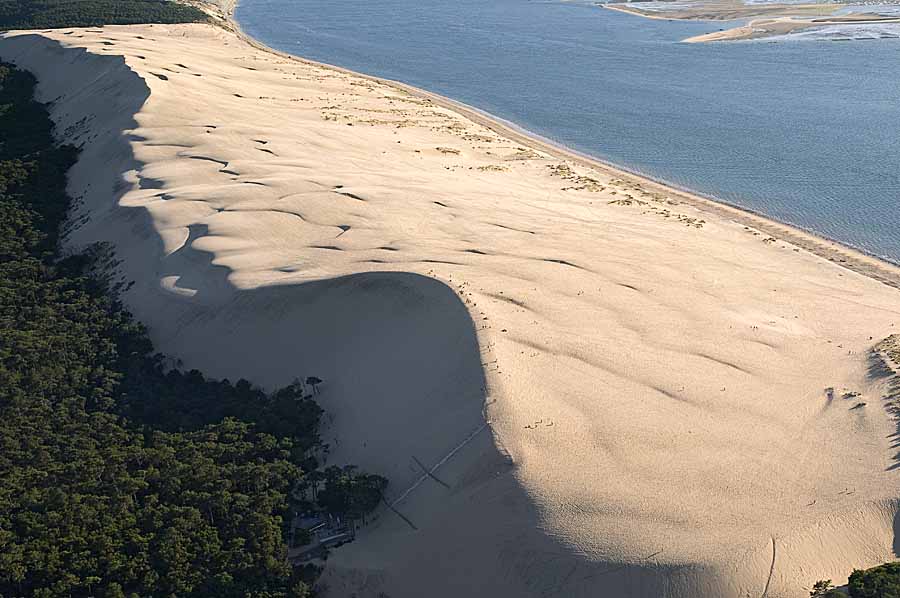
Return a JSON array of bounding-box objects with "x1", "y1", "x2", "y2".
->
[{"x1": 0, "y1": 33, "x2": 770, "y2": 598}]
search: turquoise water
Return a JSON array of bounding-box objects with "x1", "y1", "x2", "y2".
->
[{"x1": 235, "y1": 0, "x2": 900, "y2": 264}]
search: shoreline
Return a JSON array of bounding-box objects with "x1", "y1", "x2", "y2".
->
[
  {"x1": 603, "y1": 3, "x2": 705, "y2": 22},
  {"x1": 682, "y1": 14, "x2": 900, "y2": 42},
  {"x1": 6, "y1": 17, "x2": 900, "y2": 597},
  {"x1": 603, "y1": 2, "x2": 900, "y2": 42},
  {"x1": 218, "y1": 0, "x2": 900, "y2": 289}
]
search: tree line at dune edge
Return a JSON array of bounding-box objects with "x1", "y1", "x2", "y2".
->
[
  {"x1": 1, "y1": 1, "x2": 900, "y2": 597},
  {"x1": 0, "y1": 0, "x2": 207, "y2": 31},
  {"x1": 0, "y1": 63, "x2": 385, "y2": 597}
]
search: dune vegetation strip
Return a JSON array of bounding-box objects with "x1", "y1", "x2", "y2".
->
[
  {"x1": 0, "y1": 61, "x2": 385, "y2": 598},
  {"x1": 0, "y1": 0, "x2": 207, "y2": 30}
]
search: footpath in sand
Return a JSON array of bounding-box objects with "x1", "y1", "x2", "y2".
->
[{"x1": 3, "y1": 22, "x2": 900, "y2": 598}]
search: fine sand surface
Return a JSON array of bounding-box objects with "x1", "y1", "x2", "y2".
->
[{"x1": 3, "y1": 22, "x2": 900, "y2": 598}]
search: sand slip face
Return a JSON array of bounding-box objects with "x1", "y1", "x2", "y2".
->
[{"x1": 3, "y1": 23, "x2": 900, "y2": 597}]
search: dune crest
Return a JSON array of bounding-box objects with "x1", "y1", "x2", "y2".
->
[{"x1": 3, "y1": 23, "x2": 900, "y2": 597}]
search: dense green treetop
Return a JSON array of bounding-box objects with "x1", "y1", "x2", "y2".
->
[
  {"x1": 0, "y1": 0, "x2": 206, "y2": 30},
  {"x1": 0, "y1": 62, "x2": 385, "y2": 598},
  {"x1": 847, "y1": 563, "x2": 900, "y2": 598}
]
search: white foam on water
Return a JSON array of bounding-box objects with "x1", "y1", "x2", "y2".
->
[
  {"x1": 765, "y1": 21, "x2": 900, "y2": 39},
  {"x1": 743, "y1": 0, "x2": 831, "y2": 5},
  {"x1": 605, "y1": 1, "x2": 702, "y2": 12},
  {"x1": 835, "y1": 3, "x2": 900, "y2": 15}
]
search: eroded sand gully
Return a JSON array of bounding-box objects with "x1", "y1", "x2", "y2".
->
[{"x1": 3, "y1": 23, "x2": 900, "y2": 597}]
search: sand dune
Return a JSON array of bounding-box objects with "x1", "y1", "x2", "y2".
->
[{"x1": 3, "y1": 23, "x2": 900, "y2": 597}]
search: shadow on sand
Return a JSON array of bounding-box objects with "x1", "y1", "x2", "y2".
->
[{"x1": 0, "y1": 32, "x2": 818, "y2": 598}]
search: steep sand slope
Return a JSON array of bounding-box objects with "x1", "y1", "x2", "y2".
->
[{"x1": 3, "y1": 24, "x2": 900, "y2": 597}]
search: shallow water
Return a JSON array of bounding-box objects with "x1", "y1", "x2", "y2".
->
[
  {"x1": 236, "y1": 0, "x2": 900, "y2": 263},
  {"x1": 766, "y1": 22, "x2": 900, "y2": 41}
]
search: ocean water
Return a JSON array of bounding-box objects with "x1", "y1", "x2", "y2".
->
[{"x1": 235, "y1": 0, "x2": 900, "y2": 264}]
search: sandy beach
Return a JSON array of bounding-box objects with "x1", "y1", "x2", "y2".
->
[
  {"x1": 604, "y1": 1, "x2": 900, "y2": 42},
  {"x1": 604, "y1": 1, "x2": 842, "y2": 23},
  {"x1": 3, "y1": 13, "x2": 900, "y2": 598},
  {"x1": 682, "y1": 13, "x2": 900, "y2": 42}
]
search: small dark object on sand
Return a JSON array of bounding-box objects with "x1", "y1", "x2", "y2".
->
[{"x1": 306, "y1": 376, "x2": 323, "y2": 394}]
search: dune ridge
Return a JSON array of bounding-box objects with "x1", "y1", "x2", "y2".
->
[
  {"x1": 216, "y1": 0, "x2": 900, "y2": 286},
  {"x1": 2, "y1": 22, "x2": 900, "y2": 597}
]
